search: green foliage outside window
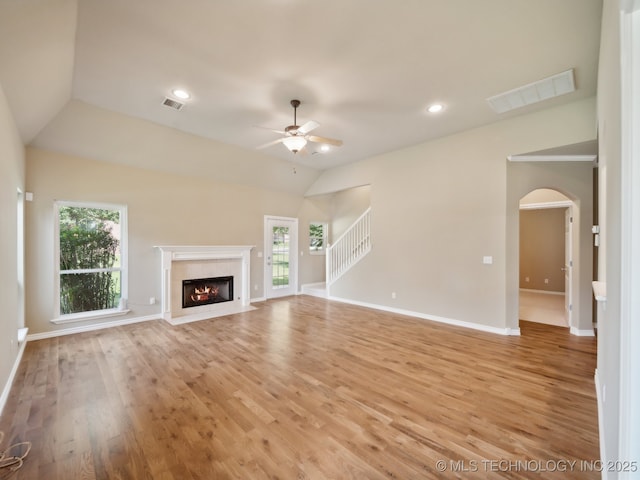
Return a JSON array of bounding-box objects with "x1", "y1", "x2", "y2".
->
[
  {"x1": 309, "y1": 222, "x2": 327, "y2": 252},
  {"x1": 59, "y1": 206, "x2": 121, "y2": 315}
]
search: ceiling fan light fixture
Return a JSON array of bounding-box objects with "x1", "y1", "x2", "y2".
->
[{"x1": 282, "y1": 135, "x2": 307, "y2": 153}]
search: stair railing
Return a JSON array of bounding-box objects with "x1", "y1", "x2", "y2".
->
[{"x1": 326, "y1": 207, "x2": 372, "y2": 287}]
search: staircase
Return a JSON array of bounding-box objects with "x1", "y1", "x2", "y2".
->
[{"x1": 302, "y1": 207, "x2": 372, "y2": 298}]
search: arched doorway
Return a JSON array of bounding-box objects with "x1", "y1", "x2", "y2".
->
[{"x1": 518, "y1": 188, "x2": 573, "y2": 329}]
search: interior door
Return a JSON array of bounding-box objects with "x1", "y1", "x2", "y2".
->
[
  {"x1": 563, "y1": 207, "x2": 573, "y2": 327},
  {"x1": 264, "y1": 216, "x2": 298, "y2": 298}
]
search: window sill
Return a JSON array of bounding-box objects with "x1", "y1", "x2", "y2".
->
[{"x1": 51, "y1": 308, "x2": 131, "y2": 325}]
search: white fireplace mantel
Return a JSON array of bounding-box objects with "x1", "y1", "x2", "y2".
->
[{"x1": 155, "y1": 245, "x2": 254, "y2": 324}]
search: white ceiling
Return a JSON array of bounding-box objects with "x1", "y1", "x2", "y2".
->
[{"x1": 0, "y1": 0, "x2": 602, "y2": 177}]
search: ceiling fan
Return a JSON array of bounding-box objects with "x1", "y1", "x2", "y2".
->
[{"x1": 257, "y1": 99, "x2": 343, "y2": 154}]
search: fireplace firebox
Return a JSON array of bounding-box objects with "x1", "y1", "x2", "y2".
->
[{"x1": 182, "y1": 276, "x2": 234, "y2": 309}]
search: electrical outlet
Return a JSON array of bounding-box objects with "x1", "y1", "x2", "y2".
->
[
  {"x1": 391, "y1": 292, "x2": 397, "y2": 299},
  {"x1": 254, "y1": 284, "x2": 258, "y2": 291},
  {"x1": 525, "y1": 276, "x2": 530, "y2": 282},
  {"x1": 544, "y1": 278, "x2": 549, "y2": 284},
  {"x1": 149, "y1": 296, "x2": 156, "y2": 305}
]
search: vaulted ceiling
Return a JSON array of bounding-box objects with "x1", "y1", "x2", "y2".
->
[{"x1": 0, "y1": 0, "x2": 602, "y2": 193}]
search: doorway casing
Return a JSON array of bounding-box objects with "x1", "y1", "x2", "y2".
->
[{"x1": 264, "y1": 215, "x2": 299, "y2": 299}]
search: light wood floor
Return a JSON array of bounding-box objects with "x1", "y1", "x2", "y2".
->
[
  {"x1": 1, "y1": 296, "x2": 599, "y2": 479},
  {"x1": 519, "y1": 290, "x2": 568, "y2": 328}
]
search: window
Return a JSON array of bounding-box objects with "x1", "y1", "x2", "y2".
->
[
  {"x1": 309, "y1": 222, "x2": 328, "y2": 255},
  {"x1": 54, "y1": 201, "x2": 128, "y2": 322}
]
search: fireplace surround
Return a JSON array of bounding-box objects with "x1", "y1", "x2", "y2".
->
[{"x1": 156, "y1": 245, "x2": 254, "y2": 325}]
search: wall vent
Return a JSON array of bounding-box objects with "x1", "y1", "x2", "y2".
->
[
  {"x1": 162, "y1": 97, "x2": 184, "y2": 110},
  {"x1": 487, "y1": 69, "x2": 575, "y2": 114}
]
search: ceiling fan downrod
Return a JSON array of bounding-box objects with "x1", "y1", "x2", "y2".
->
[{"x1": 291, "y1": 99, "x2": 300, "y2": 129}]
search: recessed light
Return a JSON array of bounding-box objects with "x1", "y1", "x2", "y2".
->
[
  {"x1": 320, "y1": 145, "x2": 331, "y2": 152},
  {"x1": 427, "y1": 103, "x2": 444, "y2": 113},
  {"x1": 172, "y1": 89, "x2": 190, "y2": 100}
]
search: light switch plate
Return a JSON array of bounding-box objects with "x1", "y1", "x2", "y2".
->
[{"x1": 483, "y1": 256, "x2": 493, "y2": 265}]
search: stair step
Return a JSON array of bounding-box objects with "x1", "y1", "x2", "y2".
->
[{"x1": 301, "y1": 282, "x2": 328, "y2": 299}]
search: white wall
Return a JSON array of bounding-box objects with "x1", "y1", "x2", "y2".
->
[
  {"x1": 0, "y1": 84, "x2": 26, "y2": 411},
  {"x1": 307, "y1": 98, "x2": 596, "y2": 331},
  {"x1": 596, "y1": 0, "x2": 623, "y2": 471},
  {"x1": 520, "y1": 188, "x2": 571, "y2": 205}
]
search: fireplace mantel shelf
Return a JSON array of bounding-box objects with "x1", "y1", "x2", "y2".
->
[
  {"x1": 155, "y1": 245, "x2": 255, "y2": 261},
  {"x1": 155, "y1": 245, "x2": 254, "y2": 324}
]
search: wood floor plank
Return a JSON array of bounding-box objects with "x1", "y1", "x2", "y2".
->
[{"x1": 1, "y1": 296, "x2": 599, "y2": 479}]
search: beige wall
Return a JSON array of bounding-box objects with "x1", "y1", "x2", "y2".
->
[
  {"x1": 519, "y1": 208, "x2": 567, "y2": 292},
  {"x1": 307, "y1": 97, "x2": 596, "y2": 331},
  {"x1": 308, "y1": 185, "x2": 372, "y2": 241},
  {"x1": 297, "y1": 194, "x2": 332, "y2": 285},
  {"x1": 329, "y1": 185, "x2": 371, "y2": 242},
  {"x1": 297, "y1": 185, "x2": 371, "y2": 285},
  {"x1": 0, "y1": 84, "x2": 26, "y2": 407},
  {"x1": 25, "y1": 148, "x2": 326, "y2": 334}
]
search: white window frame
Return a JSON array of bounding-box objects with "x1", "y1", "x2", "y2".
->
[
  {"x1": 53, "y1": 200, "x2": 129, "y2": 324},
  {"x1": 309, "y1": 222, "x2": 329, "y2": 255}
]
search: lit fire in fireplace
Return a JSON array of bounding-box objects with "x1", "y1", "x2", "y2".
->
[
  {"x1": 182, "y1": 276, "x2": 233, "y2": 309},
  {"x1": 191, "y1": 285, "x2": 219, "y2": 302}
]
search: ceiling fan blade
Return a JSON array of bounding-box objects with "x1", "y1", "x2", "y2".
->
[
  {"x1": 254, "y1": 125, "x2": 286, "y2": 134},
  {"x1": 257, "y1": 138, "x2": 283, "y2": 149},
  {"x1": 297, "y1": 120, "x2": 320, "y2": 135},
  {"x1": 308, "y1": 135, "x2": 343, "y2": 147}
]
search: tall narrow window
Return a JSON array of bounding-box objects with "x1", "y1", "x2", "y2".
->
[
  {"x1": 271, "y1": 226, "x2": 290, "y2": 288},
  {"x1": 54, "y1": 201, "x2": 127, "y2": 321},
  {"x1": 309, "y1": 222, "x2": 328, "y2": 255}
]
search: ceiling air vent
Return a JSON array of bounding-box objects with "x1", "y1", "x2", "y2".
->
[
  {"x1": 487, "y1": 69, "x2": 575, "y2": 114},
  {"x1": 162, "y1": 97, "x2": 184, "y2": 110}
]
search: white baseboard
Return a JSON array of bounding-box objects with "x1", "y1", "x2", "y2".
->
[
  {"x1": 328, "y1": 295, "x2": 520, "y2": 336},
  {"x1": 251, "y1": 296, "x2": 266, "y2": 303},
  {"x1": 570, "y1": 326, "x2": 596, "y2": 337},
  {"x1": 0, "y1": 333, "x2": 29, "y2": 417},
  {"x1": 594, "y1": 369, "x2": 608, "y2": 480},
  {"x1": 27, "y1": 314, "x2": 159, "y2": 341}
]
